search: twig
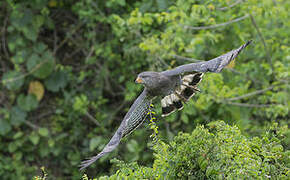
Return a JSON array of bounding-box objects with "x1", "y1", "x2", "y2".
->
[
  {"x1": 217, "y1": 0, "x2": 243, "y2": 11},
  {"x1": 0, "y1": 91, "x2": 4, "y2": 105},
  {"x1": 184, "y1": 15, "x2": 249, "y2": 30},
  {"x1": 157, "y1": 57, "x2": 170, "y2": 68},
  {"x1": 224, "y1": 86, "x2": 275, "y2": 101},
  {"x1": 1, "y1": 58, "x2": 52, "y2": 84},
  {"x1": 53, "y1": 21, "x2": 85, "y2": 54},
  {"x1": 1, "y1": 16, "x2": 9, "y2": 58},
  {"x1": 23, "y1": 120, "x2": 40, "y2": 130},
  {"x1": 34, "y1": 110, "x2": 55, "y2": 121},
  {"x1": 53, "y1": 28, "x2": 58, "y2": 55},
  {"x1": 172, "y1": 54, "x2": 204, "y2": 62},
  {"x1": 85, "y1": 111, "x2": 100, "y2": 126},
  {"x1": 228, "y1": 68, "x2": 264, "y2": 85},
  {"x1": 222, "y1": 101, "x2": 273, "y2": 108},
  {"x1": 107, "y1": 101, "x2": 128, "y2": 124},
  {"x1": 85, "y1": 46, "x2": 95, "y2": 62},
  {"x1": 249, "y1": 14, "x2": 274, "y2": 74},
  {"x1": 0, "y1": 55, "x2": 7, "y2": 74}
]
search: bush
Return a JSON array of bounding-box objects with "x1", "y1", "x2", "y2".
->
[{"x1": 98, "y1": 121, "x2": 289, "y2": 179}]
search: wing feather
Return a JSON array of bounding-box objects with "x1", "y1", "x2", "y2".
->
[
  {"x1": 161, "y1": 41, "x2": 252, "y2": 76},
  {"x1": 79, "y1": 89, "x2": 152, "y2": 170}
]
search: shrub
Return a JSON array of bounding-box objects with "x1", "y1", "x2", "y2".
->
[{"x1": 97, "y1": 121, "x2": 289, "y2": 179}]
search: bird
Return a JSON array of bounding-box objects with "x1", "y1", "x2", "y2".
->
[{"x1": 79, "y1": 40, "x2": 252, "y2": 170}]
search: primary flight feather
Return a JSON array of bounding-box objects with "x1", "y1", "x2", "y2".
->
[{"x1": 79, "y1": 41, "x2": 252, "y2": 170}]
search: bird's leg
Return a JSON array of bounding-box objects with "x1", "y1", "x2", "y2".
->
[
  {"x1": 174, "y1": 92, "x2": 188, "y2": 103},
  {"x1": 182, "y1": 84, "x2": 201, "y2": 92}
]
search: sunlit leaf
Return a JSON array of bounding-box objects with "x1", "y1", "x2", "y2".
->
[
  {"x1": 28, "y1": 81, "x2": 45, "y2": 101},
  {"x1": 38, "y1": 128, "x2": 49, "y2": 137},
  {"x1": 29, "y1": 133, "x2": 40, "y2": 145}
]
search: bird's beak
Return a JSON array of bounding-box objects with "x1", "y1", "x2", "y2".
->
[{"x1": 135, "y1": 77, "x2": 143, "y2": 84}]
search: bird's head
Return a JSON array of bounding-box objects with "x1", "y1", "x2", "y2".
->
[{"x1": 135, "y1": 71, "x2": 159, "y2": 88}]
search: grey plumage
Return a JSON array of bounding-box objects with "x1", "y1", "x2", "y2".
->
[
  {"x1": 79, "y1": 90, "x2": 153, "y2": 170},
  {"x1": 79, "y1": 41, "x2": 251, "y2": 170},
  {"x1": 161, "y1": 40, "x2": 252, "y2": 76}
]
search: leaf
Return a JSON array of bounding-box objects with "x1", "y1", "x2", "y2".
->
[
  {"x1": 126, "y1": 140, "x2": 139, "y2": 153},
  {"x1": 28, "y1": 81, "x2": 45, "y2": 101},
  {"x1": 38, "y1": 127, "x2": 49, "y2": 137},
  {"x1": 2, "y1": 71, "x2": 24, "y2": 90},
  {"x1": 26, "y1": 51, "x2": 54, "y2": 79},
  {"x1": 23, "y1": 26, "x2": 38, "y2": 41},
  {"x1": 48, "y1": 0, "x2": 57, "y2": 7},
  {"x1": 17, "y1": 94, "x2": 38, "y2": 112},
  {"x1": 157, "y1": 0, "x2": 168, "y2": 11},
  {"x1": 10, "y1": 106, "x2": 27, "y2": 126},
  {"x1": 90, "y1": 137, "x2": 102, "y2": 151},
  {"x1": 44, "y1": 71, "x2": 68, "y2": 92},
  {"x1": 33, "y1": 42, "x2": 47, "y2": 54},
  {"x1": 8, "y1": 143, "x2": 18, "y2": 153},
  {"x1": 0, "y1": 119, "x2": 11, "y2": 135},
  {"x1": 13, "y1": 131, "x2": 24, "y2": 139},
  {"x1": 34, "y1": 15, "x2": 45, "y2": 28},
  {"x1": 14, "y1": 152, "x2": 23, "y2": 161},
  {"x1": 12, "y1": 50, "x2": 28, "y2": 64},
  {"x1": 29, "y1": 133, "x2": 40, "y2": 145}
]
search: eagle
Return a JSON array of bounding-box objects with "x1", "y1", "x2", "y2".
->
[{"x1": 79, "y1": 41, "x2": 252, "y2": 170}]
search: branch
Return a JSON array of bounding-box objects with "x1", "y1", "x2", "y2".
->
[
  {"x1": 249, "y1": 14, "x2": 274, "y2": 74},
  {"x1": 23, "y1": 120, "x2": 40, "y2": 130},
  {"x1": 183, "y1": 15, "x2": 249, "y2": 30},
  {"x1": 228, "y1": 68, "x2": 264, "y2": 85},
  {"x1": 157, "y1": 57, "x2": 170, "y2": 68},
  {"x1": 1, "y1": 16, "x2": 9, "y2": 58},
  {"x1": 224, "y1": 86, "x2": 275, "y2": 101},
  {"x1": 217, "y1": 0, "x2": 243, "y2": 11},
  {"x1": 53, "y1": 21, "x2": 85, "y2": 55},
  {"x1": 222, "y1": 101, "x2": 273, "y2": 108},
  {"x1": 1, "y1": 58, "x2": 52, "y2": 84},
  {"x1": 85, "y1": 111, "x2": 100, "y2": 126},
  {"x1": 172, "y1": 54, "x2": 204, "y2": 62}
]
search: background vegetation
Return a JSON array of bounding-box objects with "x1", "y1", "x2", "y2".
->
[{"x1": 0, "y1": 0, "x2": 289, "y2": 179}]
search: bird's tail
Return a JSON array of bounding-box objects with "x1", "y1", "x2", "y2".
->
[
  {"x1": 79, "y1": 126, "x2": 123, "y2": 170},
  {"x1": 79, "y1": 151, "x2": 107, "y2": 170},
  {"x1": 161, "y1": 73, "x2": 203, "y2": 117}
]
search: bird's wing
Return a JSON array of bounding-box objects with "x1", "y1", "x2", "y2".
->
[
  {"x1": 161, "y1": 41, "x2": 252, "y2": 76},
  {"x1": 79, "y1": 89, "x2": 152, "y2": 170}
]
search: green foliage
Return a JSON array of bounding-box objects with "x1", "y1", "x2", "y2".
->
[
  {"x1": 99, "y1": 121, "x2": 289, "y2": 179},
  {"x1": 0, "y1": 0, "x2": 289, "y2": 179},
  {"x1": 2, "y1": 71, "x2": 24, "y2": 90},
  {"x1": 17, "y1": 94, "x2": 38, "y2": 112}
]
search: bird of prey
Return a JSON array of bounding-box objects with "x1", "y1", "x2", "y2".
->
[{"x1": 79, "y1": 41, "x2": 252, "y2": 170}]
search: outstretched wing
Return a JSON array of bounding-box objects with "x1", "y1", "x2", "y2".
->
[
  {"x1": 79, "y1": 89, "x2": 152, "y2": 170},
  {"x1": 161, "y1": 41, "x2": 252, "y2": 76}
]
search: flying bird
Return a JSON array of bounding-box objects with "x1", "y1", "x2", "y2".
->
[{"x1": 79, "y1": 41, "x2": 252, "y2": 170}]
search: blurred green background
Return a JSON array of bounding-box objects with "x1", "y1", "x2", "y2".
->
[{"x1": 0, "y1": 0, "x2": 289, "y2": 179}]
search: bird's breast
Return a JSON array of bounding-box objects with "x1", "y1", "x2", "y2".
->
[{"x1": 147, "y1": 75, "x2": 181, "y2": 97}]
